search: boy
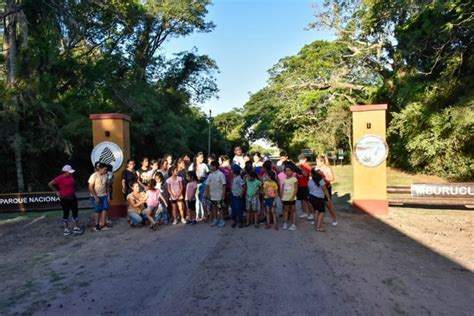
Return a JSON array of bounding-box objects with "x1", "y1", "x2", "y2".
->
[
  {"x1": 297, "y1": 154, "x2": 313, "y2": 221},
  {"x1": 206, "y1": 161, "x2": 227, "y2": 227},
  {"x1": 230, "y1": 164, "x2": 245, "y2": 228},
  {"x1": 88, "y1": 162, "x2": 110, "y2": 231},
  {"x1": 245, "y1": 171, "x2": 262, "y2": 228}
]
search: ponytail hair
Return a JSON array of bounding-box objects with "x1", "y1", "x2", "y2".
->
[
  {"x1": 317, "y1": 154, "x2": 329, "y2": 166},
  {"x1": 311, "y1": 168, "x2": 324, "y2": 187}
]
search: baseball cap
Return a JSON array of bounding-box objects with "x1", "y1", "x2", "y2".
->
[{"x1": 62, "y1": 165, "x2": 75, "y2": 173}]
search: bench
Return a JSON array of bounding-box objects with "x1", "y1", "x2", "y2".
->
[{"x1": 387, "y1": 183, "x2": 474, "y2": 208}]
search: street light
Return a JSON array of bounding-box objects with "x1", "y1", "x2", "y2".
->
[{"x1": 208, "y1": 109, "x2": 212, "y2": 158}]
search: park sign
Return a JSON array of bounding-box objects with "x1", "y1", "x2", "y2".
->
[
  {"x1": 411, "y1": 183, "x2": 474, "y2": 198},
  {"x1": 90, "y1": 141, "x2": 124, "y2": 172},
  {"x1": 0, "y1": 192, "x2": 61, "y2": 212}
]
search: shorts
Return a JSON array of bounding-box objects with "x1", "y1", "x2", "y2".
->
[
  {"x1": 282, "y1": 200, "x2": 296, "y2": 206},
  {"x1": 170, "y1": 199, "x2": 184, "y2": 204},
  {"x1": 308, "y1": 195, "x2": 325, "y2": 213},
  {"x1": 246, "y1": 196, "x2": 259, "y2": 211},
  {"x1": 264, "y1": 198, "x2": 275, "y2": 208},
  {"x1": 91, "y1": 196, "x2": 109, "y2": 213},
  {"x1": 297, "y1": 187, "x2": 309, "y2": 200},
  {"x1": 210, "y1": 200, "x2": 224, "y2": 210},
  {"x1": 186, "y1": 200, "x2": 196, "y2": 211}
]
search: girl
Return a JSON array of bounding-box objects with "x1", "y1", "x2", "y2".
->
[
  {"x1": 121, "y1": 159, "x2": 137, "y2": 199},
  {"x1": 263, "y1": 170, "x2": 279, "y2": 230},
  {"x1": 136, "y1": 157, "x2": 151, "y2": 190},
  {"x1": 154, "y1": 173, "x2": 169, "y2": 224},
  {"x1": 185, "y1": 171, "x2": 198, "y2": 225},
  {"x1": 127, "y1": 182, "x2": 146, "y2": 227},
  {"x1": 316, "y1": 154, "x2": 338, "y2": 226},
  {"x1": 281, "y1": 165, "x2": 298, "y2": 231},
  {"x1": 245, "y1": 171, "x2": 261, "y2": 228},
  {"x1": 147, "y1": 159, "x2": 159, "y2": 182},
  {"x1": 308, "y1": 168, "x2": 332, "y2": 232},
  {"x1": 189, "y1": 152, "x2": 209, "y2": 221},
  {"x1": 48, "y1": 165, "x2": 82, "y2": 236},
  {"x1": 166, "y1": 165, "x2": 185, "y2": 225},
  {"x1": 219, "y1": 155, "x2": 232, "y2": 218},
  {"x1": 144, "y1": 179, "x2": 159, "y2": 230}
]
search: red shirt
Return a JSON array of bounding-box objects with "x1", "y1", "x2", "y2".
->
[
  {"x1": 53, "y1": 174, "x2": 75, "y2": 197},
  {"x1": 297, "y1": 163, "x2": 312, "y2": 187}
]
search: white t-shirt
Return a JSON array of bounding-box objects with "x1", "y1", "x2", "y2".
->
[
  {"x1": 308, "y1": 179, "x2": 326, "y2": 199},
  {"x1": 188, "y1": 163, "x2": 209, "y2": 180},
  {"x1": 88, "y1": 172, "x2": 108, "y2": 197},
  {"x1": 206, "y1": 170, "x2": 226, "y2": 201},
  {"x1": 232, "y1": 155, "x2": 245, "y2": 168}
]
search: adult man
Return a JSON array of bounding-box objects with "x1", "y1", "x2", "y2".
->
[
  {"x1": 232, "y1": 146, "x2": 245, "y2": 168},
  {"x1": 89, "y1": 162, "x2": 110, "y2": 231}
]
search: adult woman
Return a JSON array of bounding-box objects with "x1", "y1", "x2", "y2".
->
[
  {"x1": 189, "y1": 152, "x2": 209, "y2": 221},
  {"x1": 48, "y1": 165, "x2": 82, "y2": 236},
  {"x1": 127, "y1": 182, "x2": 147, "y2": 227},
  {"x1": 315, "y1": 154, "x2": 338, "y2": 226}
]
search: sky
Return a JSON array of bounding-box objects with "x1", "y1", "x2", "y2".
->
[{"x1": 163, "y1": 0, "x2": 334, "y2": 116}]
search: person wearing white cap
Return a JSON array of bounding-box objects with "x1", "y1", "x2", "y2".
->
[{"x1": 48, "y1": 165, "x2": 82, "y2": 236}]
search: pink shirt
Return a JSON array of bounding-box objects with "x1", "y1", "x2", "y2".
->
[
  {"x1": 146, "y1": 189, "x2": 159, "y2": 208},
  {"x1": 53, "y1": 174, "x2": 75, "y2": 197},
  {"x1": 186, "y1": 181, "x2": 197, "y2": 201},
  {"x1": 166, "y1": 176, "x2": 183, "y2": 200},
  {"x1": 219, "y1": 166, "x2": 232, "y2": 189}
]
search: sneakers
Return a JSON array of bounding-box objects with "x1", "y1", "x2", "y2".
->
[
  {"x1": 100, "y1": 225, "x2": 110, "y2": 231},
  {"x1": 63, "y1": 228, "x2": 72, "y2": 236},
  {"x1": 172, "y1": 219, "x2": 178, "y2": 225},
  {"x1": 310, "y1": 221, "x2": 315, "y2": 225},
  {"x1": 332, "y1": 221, "x2": 338, "y2": 226},
  {"x1": 72, "y1": 227, "x2": 83, "y2": 234},
  {"x1": 289, "y1": 224, "x2": 297, "y2": 231},
  {"x1": 191, "y1": 220, "x2": 198, "y2": 225},
  {"x1": 218, "y1": 219, "x2": 225, "y2": 228},
  {"x1": 210, "y1": 219, "x2": 218, "y2": 226},
  {"x1": 282, "y1": 223, "x2": 288, "y2": 230},
  {"x1": 298, "y1": 213, "x2": 308, "y2": 219},
  {"x1": 94, "y1": 225, "x2": 101, "y2": 232},
  {"x1": 307, "y1": 214, "x2": 314, "y2": 220},
  {"x1": 231, "y1": 222, "x2": 237, "y2": 228},
  {"x1": 181, "y1": 218, "x2": 187, "y2": 224}
]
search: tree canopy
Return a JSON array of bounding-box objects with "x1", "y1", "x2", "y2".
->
[{"x1": 0, "y1": 0, "x2": 229, "y2": 192}]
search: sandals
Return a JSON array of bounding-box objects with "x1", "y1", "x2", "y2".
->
[{"x1": 315, "y1": 227, "x2": 325, "y2": 232}]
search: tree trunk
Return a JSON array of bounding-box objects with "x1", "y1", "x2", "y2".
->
[{"x1": 5, "y1": 0, "x2": 25, "y2": 192}]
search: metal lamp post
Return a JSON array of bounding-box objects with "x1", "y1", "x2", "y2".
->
[{"x1": 208, "y1": 109, "x2": 212, "y2": 158}]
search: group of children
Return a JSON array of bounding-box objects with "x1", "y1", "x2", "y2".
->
[{"x1": 122, "y1": 147, "x2": 338, "y2": 233}]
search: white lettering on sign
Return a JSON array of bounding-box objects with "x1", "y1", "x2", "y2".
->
[
  {"x1": 0, "y1": 195, "x2": 60, "y2": 205},
  {"x1": 411, "y1": 184, "x2": 474, "y2": 198}
]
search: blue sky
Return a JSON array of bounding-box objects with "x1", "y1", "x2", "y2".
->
[{"x1": 163, "y1": 0, "x2": 333, "y2": 115}]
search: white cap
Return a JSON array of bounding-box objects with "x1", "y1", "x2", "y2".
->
[{"x1": 62, "y1": 165, "x2": 75, "y2": 173}]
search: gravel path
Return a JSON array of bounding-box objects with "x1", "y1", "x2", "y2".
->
[{"x1": 16, "y1": 211, "x2": 470, "y2": 316}]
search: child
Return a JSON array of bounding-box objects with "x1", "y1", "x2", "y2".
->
[
  {"x1": 144, "y1": 179, "x2": 159, "y2": 230},
  {"x1": 297, "y1": 154, "x2": 313, "y2": 221},
  {"x1": 206, "y1": 161, "x2": 227, "y2": 227},
  {"x1": 166, "y1": 166, "x2": 185, "y2": 225},
  {"x1": 185, "y1": 171, "x2": 198, "y2": 225},
  {"x1": 281, "y1": 165, "x2": 298, "y2": 231},
  {"x1": 316, "y1": 154, "x2": 338, "y2": 226},
  {"x1": 245, "y1": 171, "x2": 261, "y2": 228},
  {"x1": 230, "y1": 164, "x2": 245, "y2": 228},
  {"x1": 154, "y1": 173, "x2": 169, "y2": 224},
  {"x1": 308, "y1": 168, "x2": 332, "y2": 232},
  {"x1": 263, "y1": 170, "x2": 279, "y2": 230}
]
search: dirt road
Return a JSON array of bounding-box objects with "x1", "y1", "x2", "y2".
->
[{"x1": 1, "y1": 205, "x2": 473, "y2": 316}]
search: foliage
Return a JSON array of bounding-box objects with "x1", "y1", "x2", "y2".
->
[{"x1": 0, "y1": 0, "x2": 229, "y2": 192}]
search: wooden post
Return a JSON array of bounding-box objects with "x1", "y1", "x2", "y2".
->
[
  {"x1": 89, "y1": 114, "x2": 131, "y2": 218},
  {"x1": 350, "y1": 104, "x2": 389, "y2": 215}
]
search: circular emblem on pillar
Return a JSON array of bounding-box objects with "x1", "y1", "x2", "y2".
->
[
  {"x1": 354, "y1": 134, "x2": 388, "y2": 167},
  {"x1": 91, "y1": 141, "x2": 124, "y2": 172}
]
